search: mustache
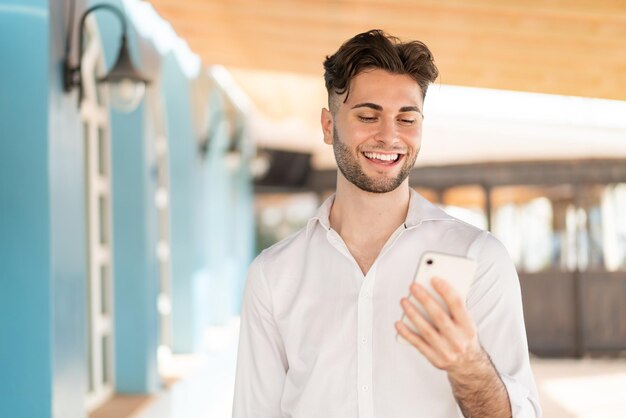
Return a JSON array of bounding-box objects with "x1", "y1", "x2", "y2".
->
[{"x1": 332, "y1": 127, "x2": 413, "y2": 154}]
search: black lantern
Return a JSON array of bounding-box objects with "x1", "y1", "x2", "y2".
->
[{"x1": 63, "y1": 3, "x2": 150, "y2": 112}]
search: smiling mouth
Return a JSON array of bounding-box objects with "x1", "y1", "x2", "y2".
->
[{"x1": 362, "y1": 151, "x2": 404, "y2": 165}]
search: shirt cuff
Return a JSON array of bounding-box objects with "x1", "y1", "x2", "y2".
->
[{"x1": 500, "y1": 373, "x2": 540, "y2": 418}]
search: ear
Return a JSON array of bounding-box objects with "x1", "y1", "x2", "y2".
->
[{"x1": 321, "y1": 108, "x2": 334, "y2": 145}]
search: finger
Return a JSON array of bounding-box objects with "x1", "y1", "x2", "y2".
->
[
  {"x1": 401, "y1": 296, "x2": 450, "y2": 352},
  {"x1": 409, "y1": 283, "x2": 462, "y2": 342},
  {"x1": 430, "y1": 278, "x2": 474, "y2": 332},
  {"x1": 395, "y1": 321, "x2": 444, "y2": 368}
]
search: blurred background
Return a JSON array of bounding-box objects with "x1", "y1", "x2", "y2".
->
[{"x1": 1, "y1": 0, "x2": 625, "y2": 417}]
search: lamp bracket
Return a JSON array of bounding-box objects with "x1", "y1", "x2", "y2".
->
[{"x1": 63, "y1": 3, "x2": 128, "y2": 95}]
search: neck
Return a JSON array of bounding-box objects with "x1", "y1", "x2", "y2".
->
[{"x1": 329, "y1": 174, "x2": 411, "y2": 244}]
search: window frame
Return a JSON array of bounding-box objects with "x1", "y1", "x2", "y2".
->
[{"x1": 80, "y1": 15, "x2": 115, "y2": 412}]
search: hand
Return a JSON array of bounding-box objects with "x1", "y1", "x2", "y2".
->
[{"x1": 395, "y1": 277, "x2": 483, "y2": 373}]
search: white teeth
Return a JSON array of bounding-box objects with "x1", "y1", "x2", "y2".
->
[{"x1": 363, "y1": 152, "x2": 400, "y2": 161}]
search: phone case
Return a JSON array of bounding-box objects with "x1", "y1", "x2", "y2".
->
[{"x1": 398, "y1": 251, "x2": 478, "y2": 343}]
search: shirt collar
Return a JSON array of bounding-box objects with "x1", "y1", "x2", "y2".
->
[
  {"x1": 305, "y1": 188, "x2": 453, "y2": 238},
  {"x1": 306, "y1": 194, "x2": 334, "y2": 238},
  {"x1": 404, "y1": 188, "x2": 454, "y2": 227}
]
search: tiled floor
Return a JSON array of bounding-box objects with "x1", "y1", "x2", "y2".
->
[{"x1": 200, "y1": 320, "x2": 626, "y2": 418}]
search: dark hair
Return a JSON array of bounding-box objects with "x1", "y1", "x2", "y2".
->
[{"x1": 323, "y1": 29, "x2": 438, "y2": 105}]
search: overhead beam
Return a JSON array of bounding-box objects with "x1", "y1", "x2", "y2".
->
[
  {"x1": 303, "y1": 159, "x2": 626, "y2": 194},
  {"x1": 150, "y1": 0, "x2": 626, "y2": 100}
]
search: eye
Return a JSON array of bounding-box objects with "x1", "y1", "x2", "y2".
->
[
  {"x1": 398, "y1": 118, "x2": 416, "y2": 125},
  {"x1": 357, "y1": 115, "x2": 377, "y2": 123}
]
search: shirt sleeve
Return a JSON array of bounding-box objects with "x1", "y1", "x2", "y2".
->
[
  {"x1": 232, "y1": 254, "x2": 288, "y2": 418},
  {"x1": 466, "y1": 233, "x2": 543, "y2": 418}
]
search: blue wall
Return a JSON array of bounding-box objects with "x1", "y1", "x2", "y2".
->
[
  {"x1": 0, "y1": 0, "x2": 255, "y2": 416},
  {"x1": 0, "y1": 2, "x2": 53, "y2": 418},
  {"x1": 204, "y1": 108, "x2": 252, "y2": 324},
  {"x1": 161, "y1": 61, "x2": 256, "y2": 352},
  {"x1": 48, "y1": 1, "x2": 89, "y2": 417},
  {"x1": 98, "y1": 0, "x2": 161, "y2": 392},
  {"x1": 161, "y1": 52, "x2": 202, "y2": 353},
  {"x1": 110, "y1": 102, "x2": 160, "y2": 393},
  {"x1": 230, "y1": 159, "x2": 255, "y2": 314}
]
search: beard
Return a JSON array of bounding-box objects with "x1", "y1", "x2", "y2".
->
[{"x1": 332, "y1": 126, "x2": 417, "y2": 194}]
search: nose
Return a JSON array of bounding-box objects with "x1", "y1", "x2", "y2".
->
[{"x1": 374, "y1": 118, "x2": 399, "y2": 146}]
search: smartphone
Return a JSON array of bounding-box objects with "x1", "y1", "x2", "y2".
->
[{"x1": 398, "y1": 252, "x2": 478, "y2": 343}]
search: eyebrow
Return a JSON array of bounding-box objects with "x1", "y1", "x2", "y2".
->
[{"x1": 351, "y1": 103, "x2": 422, "y2": 114}]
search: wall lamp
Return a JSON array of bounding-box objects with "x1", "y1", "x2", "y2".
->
[{"x1": 63, "y1": 3, "x2": 150, "y2": 113}]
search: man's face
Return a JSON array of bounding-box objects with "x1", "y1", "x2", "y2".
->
[{"x1": 322, "y1": 69, "x2": 424, "y2": 194}]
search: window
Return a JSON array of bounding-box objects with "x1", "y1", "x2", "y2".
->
[
  {"x1": 146, "y1": 87, "x2": 174, "y2": 362},
  {"x1": 489, "y1": 184, "x2": 626, "y2": 273},
  {"x1": 80, "y1": 16, "x2": 115, "y2": 412},
  {"x1": 439, "y1": 185, "x2": 488, "y2": 230},
  {"x1": 255, "y1": 193, "x2": 320, "y2": 255},
  {"x1": 491, "y1": 185, "x2": 560, "y2": 273},
  {"x1": 601, "y1": 184, "x2": 626, "y2": 271}
]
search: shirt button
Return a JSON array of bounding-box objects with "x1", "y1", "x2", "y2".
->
[
  {"x1": 361, "y1": 338, "x2": 367, "y2": 344},
  {"x1": 362, "y1": 385, "x2": 369, "y2": 391},
  {"x1": 361, "y1": 291, "x2": 369, "y2": 298}
]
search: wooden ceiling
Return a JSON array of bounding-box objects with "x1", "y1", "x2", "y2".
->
[{"x1": 148, "y1": 0, "x2": 626, "y2": 101}]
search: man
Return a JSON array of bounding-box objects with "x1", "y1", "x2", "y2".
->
[{"x1": 233, "y1": 30, "x2": 541, "y2": 418}]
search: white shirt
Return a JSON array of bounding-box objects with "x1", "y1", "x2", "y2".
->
[{"x1": 233, "y1": 189, "x2": 541, "y2": 418}]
